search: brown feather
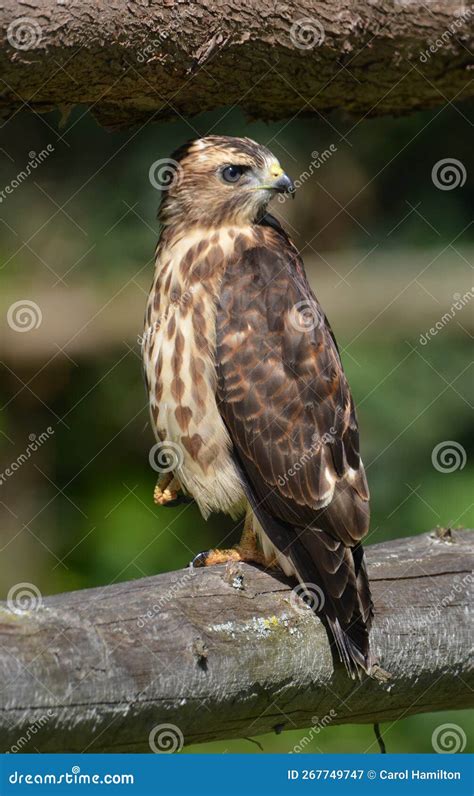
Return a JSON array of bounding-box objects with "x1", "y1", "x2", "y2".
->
[
  {"x1": 216, "y1": 216, "x2": 373, "y2": 674},
  {"x1": 143, "y1": 135, "x2": 373, "y2": 675}
]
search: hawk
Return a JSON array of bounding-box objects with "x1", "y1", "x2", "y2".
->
[{"x1": 142, "y1": 136, "x2": 373, "y2": 676}]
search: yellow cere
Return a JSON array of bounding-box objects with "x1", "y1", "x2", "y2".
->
[{"x1": 269, "y1": 162, "x2": 284, "y2": 178}]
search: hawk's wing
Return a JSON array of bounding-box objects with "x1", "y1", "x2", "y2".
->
[
  {"x1": 216, "y1": 223, "x2": 369, "y2": 539},
  {"x1": 216, "y1": 221, "x2": 372, "y2": 674}
]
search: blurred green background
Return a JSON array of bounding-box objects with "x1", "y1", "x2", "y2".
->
[{"x1": 0, "y1": 100, "x2": 472, "y2": 753}]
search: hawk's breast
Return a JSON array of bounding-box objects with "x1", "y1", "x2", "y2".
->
[{"x1": 143, "y1": 226, "x2": 250, "y2": 518}]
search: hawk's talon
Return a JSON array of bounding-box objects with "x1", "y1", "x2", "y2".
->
[
  {"x1": 190, "y1": 548, "x2": 242, "y2": 568},
  {"x1": 190, "y1": 551, "x2": 210, "y2": 569},
  {"x1": 153, "y1": 475, "x2": 181, "y2": 506},
  {"x1": 189, "y1": 543, "x2": 266, "y2": 569},
  {"x1": 190, "y1": 516, "x2": 270, "y2": 569},
  {"x1": 154, "y1": 487, "x2": 178, "y2": 505}
]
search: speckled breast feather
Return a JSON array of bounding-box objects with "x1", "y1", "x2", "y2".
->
[{"x1": 142, "y1": 225, "x2": 252, "y2": 519}]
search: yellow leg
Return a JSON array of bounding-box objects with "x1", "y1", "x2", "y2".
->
[
  {"x1": 237, "y1": 511, "x2": 267, "y2": 565},
  {"x1": 192, "y1": 510, "x2": 269, "y2": 567}
]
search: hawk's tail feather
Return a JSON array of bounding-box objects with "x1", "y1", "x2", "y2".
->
[
  {"x1": 234, "y1": 457, "x2": 373, "y2": 677},
  {"x1": 288, "y1": 529, "x2": 373, "y2": 679},
  {"x1": 291, "y1": 592, "x2": 370, "y2": 680}
]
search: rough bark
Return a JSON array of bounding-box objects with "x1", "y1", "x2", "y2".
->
[
  {"x1": 0, "y1": 527, "x2": 472, "y2": 753},
  {"x1": 0, "y1": 1, "x2": 473, "y2": 129}
]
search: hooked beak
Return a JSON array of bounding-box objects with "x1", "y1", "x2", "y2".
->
[
  {"x1": 272, "y1": 172, "x2": 295, "y2": 198},
  {"x1": 259, "y1": 165, "x2": 296, "y2": 199}
]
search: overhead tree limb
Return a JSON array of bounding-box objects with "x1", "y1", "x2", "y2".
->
[
  {"x1": 0, "y1": 528, "x2": 472, "y2": 752},
  {"x1": 0, "y1": 1, "x2": 473, "y2": 129}
]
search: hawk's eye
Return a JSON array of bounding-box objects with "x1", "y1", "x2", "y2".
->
[{"x1": 221, "y1": 165, "x2": 245, "y2": 183}]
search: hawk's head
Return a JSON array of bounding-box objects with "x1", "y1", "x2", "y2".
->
[{"x1": 158, "y1": 136, "x2": 294, "y2": 227}]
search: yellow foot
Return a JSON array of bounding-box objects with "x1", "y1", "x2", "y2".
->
[
  {"x1": 153, "y1": 475, "x2": 180, "y2": 506},
  {"x1": 190, "y1": 510, "x2": 280, "y2": 570},
  {"x1": 193, "y1": 548, "x2": 242, "y2": 567},
  {"x1": 154, "y1": 485, "x2": 178, "y2": 505},
  {"x1": 191, "y1": 540, "x2": 266, "y2": 569}
]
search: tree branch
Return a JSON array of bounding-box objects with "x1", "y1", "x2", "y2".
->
[
  {"x1": 0, "y1": 528, "x2": 472, "y2": 752},
  {"x1": 0, "y1": 1, "x2": 473, "y2": 129}
]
